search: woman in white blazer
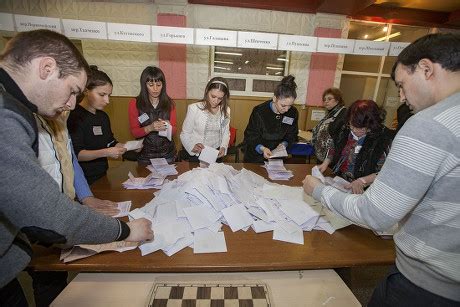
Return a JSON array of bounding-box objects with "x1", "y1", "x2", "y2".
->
[{"x1": 180, "y1": 77, "x2": 231, "y2": 162}]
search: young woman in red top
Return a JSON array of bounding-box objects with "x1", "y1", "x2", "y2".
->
[{"x1": 128, "y1": 66, "x2": 176, "y2": 163}]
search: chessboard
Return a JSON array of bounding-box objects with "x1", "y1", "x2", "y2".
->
[{"x1": 148, "y1": 282, "x2": 271, "y2": 307}]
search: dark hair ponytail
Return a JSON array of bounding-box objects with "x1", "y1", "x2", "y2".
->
[{"x1": 274, "y1": 75, "x2": 297, "y2": 100}]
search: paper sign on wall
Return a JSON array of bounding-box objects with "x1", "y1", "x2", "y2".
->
[
  {"x1": 278, "y1": 34, "x2": 317, "y2": 52},
  {"x1": 107, "y1": 23, "x2": 150, "y2": 43},
  {"x1": 353, "y1": 40, "x2": 390, "y2": 56},
  {"x1": 389, "y1": 42, "x2": 410, "y2": 56},
  {"x1": 311, "y1": 110, "x2": 326, "y2": 121},
  {"x1": 15, "y1": 14, "x2": 61, "y2": 33},
  {"x1": 238, "y1": 31, "x2": 278, "y2": 50},
  {"x1": 317, "y1": 38, "x2": 354, "y2": 54},
  {"x1": 195, "y1": 28, "x2": 237, "y2": 47},
  {"x1": 0, "y1": 13, "x2": 15, "y2": 32},
  {"x1": 63, "y1": 19, "x2": 107, "y2": 40},
  {"x1": 151, "y1": 26, "x2": 194, "y2": 45}
]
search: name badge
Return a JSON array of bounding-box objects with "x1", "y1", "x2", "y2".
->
[
  {"x1": 93, "y1": 126, "x2": 102, "y2": 136},
  {"x1": 138, "y1": 113, "x2": 149, "y2": 124},
  {"x1": 282, "y1": 116, "x2": 294, "y2": 125},
  {"x1": 355, "y1": 145, "x2": 362, "y2": 154}
]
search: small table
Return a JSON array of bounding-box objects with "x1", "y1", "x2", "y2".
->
[{"x1": 51, "y1": 270, "x2": 360, "y2": 307}]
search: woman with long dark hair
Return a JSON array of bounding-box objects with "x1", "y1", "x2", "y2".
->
[
  {"x1": 318, "y1": 99, "x2": 395, "y2": 194},
  {"x1": 128, "y1": 66, "x2": 176, "y2": 163},
  {"x1": 179, "y1": 76, "x2": 231, "y2": 162}
]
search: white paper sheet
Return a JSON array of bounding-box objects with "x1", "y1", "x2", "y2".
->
[
  {"x1": 158, "y1": 122, "x2": 172, "y2": 141},
  {"x1": 123, "y1": 139, "x2": 144, "y2": 151},
  {"x1": 221, "y1": 203, "x2": 254, "y2": 232},
  {"x1": 193, "y1": 229, "x2": 227, "y2": 253},
  {"x1": 273, "y1": 223, "x2": 304, "y2": 245},
  {"x1": 199, "y1": 146, "x2": 219, "y2": 164}
]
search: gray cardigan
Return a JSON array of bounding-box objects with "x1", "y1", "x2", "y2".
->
[
  {"x1": 313, "y1": 92, "x2": 460, "y2": 302},
  {"x1": 0, "y1": 74, "x2": 126, "y2": 288}
]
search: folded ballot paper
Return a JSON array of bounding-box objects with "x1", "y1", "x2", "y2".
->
[
  {"x1": 126, "y1": 163, "x2": 351, "y2": 259},
  {"x1": 268, "y1": 145, "x2": 288, "y2": 158},
  {"x1": 311, "y1": 165, "x2": 351, "y2": 193},
  {"x1": 60, "y1": 241, "x2": 138, "y2": 263},
  {"x1": 123, "y1": 139, "x2": 144, "y2": 151},
  {"x1": 122, "y1": 172, "x2": 166, "y2": 189},
  {"x1": 158, "y1": 122, "x2": 172, "y2": 141}
]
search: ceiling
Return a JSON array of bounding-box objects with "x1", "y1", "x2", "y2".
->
[{"x1": 189, "y1": 0, "x2": 460, "y2": 28}]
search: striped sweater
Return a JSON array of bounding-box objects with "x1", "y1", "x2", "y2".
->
[{"x1": 313, "y1": 92, "x2": 460, "y2": 302}]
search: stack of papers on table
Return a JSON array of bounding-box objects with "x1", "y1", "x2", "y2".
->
[
  {"x1": 122, "y1": 172, "x2": 166, "y2": 189},
  {"x1": 126, "y1": 163, "x2": 351, "y2": 258},
  {"x1": 147, "y1": 158, "x2": 178, "y2": 176},
  {"x1": 263, "y1": 160, "x2": 293, "y2": 180}
]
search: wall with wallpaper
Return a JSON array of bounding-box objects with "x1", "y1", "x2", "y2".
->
[
  {"x1": 0, "y1": 0, "x2": 348, "y2": 101},
  {"x1": 0, "y1": 0, "x2": 348, "y2": 144}
]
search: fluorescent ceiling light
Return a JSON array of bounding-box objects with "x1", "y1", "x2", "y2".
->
[
  {"x1": 277, "y1": 58, "x2": 289, "y2": 62},
  {"x1": 266, "y1": 66, "x2": 284, "y2": 70},
  {"x1": 275, "y1": 71, "x2": 282, "y2": 75},
  {"x1": 214, "y1": 66, "x2": 231, "y2": 71},
  {"x1": 214, "y1": 60, "x2": 233, "y2": 65},
  {"x1": 374, "y1": 32, "x2": 401, "y2": 41},
  {"x1": 215, "y1": 51, "x2": 243, "y2": 56},
  {"x1": 244, "y1": 60, "x2": 250, "y2": 64},
  {"x1": 383, "y1": 26, "x2": 388, "y2": 32}
]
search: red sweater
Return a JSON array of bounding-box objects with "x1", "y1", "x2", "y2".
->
[{"x1": 128, "y1": 98, "x2": 177, "y2": 138}]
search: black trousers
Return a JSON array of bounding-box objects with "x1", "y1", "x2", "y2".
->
[
  {"x1": 0, "y1": 278, "x2": 28, "y2": 307},
  {"x1": 28, "y1": 271, "x2": 68, "y2": 307},
  {"x1": 368, "y1": 266, "x2": 460, "y2": 307}
]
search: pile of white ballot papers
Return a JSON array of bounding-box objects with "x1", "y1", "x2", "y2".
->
[
  {"x1": 262, "y1": 159, "x2": 293, "y2": 180},
  {"x1": 126, "y1": 163, "x2": 351, "y2": 257},
  {"x1": 122, "y1": 158, "x2": 177, "y2": 189}
]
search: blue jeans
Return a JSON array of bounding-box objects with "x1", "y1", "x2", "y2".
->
[{"x1": 368, "y1": 266, "x2": 460, "y2": 307}]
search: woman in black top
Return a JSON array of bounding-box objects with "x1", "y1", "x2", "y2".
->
[
  {"x1": 243, "y1": 75, "x2": 299, "y2": 163},
  {"x1": 68, "y1": 66, "x2": 126, "y2": 185}
]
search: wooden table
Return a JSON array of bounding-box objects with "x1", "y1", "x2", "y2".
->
[{"x1": 30, "y1": 162, "x2": 395, "y2": 272}]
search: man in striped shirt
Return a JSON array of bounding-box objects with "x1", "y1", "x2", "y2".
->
[{"x1": 303, "y1": 33, "x2": 460, "y2": 306}]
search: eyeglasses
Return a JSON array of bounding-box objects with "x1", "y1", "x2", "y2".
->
[{"x1": 323, "y1": 96, "x2": 335, "y2": 102}]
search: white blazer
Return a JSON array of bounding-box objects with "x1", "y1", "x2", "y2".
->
[{"x1": 180, "y1": 102, "x2": 230, "y2": 156}]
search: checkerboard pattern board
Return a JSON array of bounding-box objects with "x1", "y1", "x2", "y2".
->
[{"x1": 148, "y1": 283, "x2": 271, "y2": 307}]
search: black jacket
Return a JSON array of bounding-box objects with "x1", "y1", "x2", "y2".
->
[
  {"x1": 332, "y1": 126, "x2": 395, "y2": 179},
  {"x1": 243, "y1": 100, "x2": 298, "y2": 163}
]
